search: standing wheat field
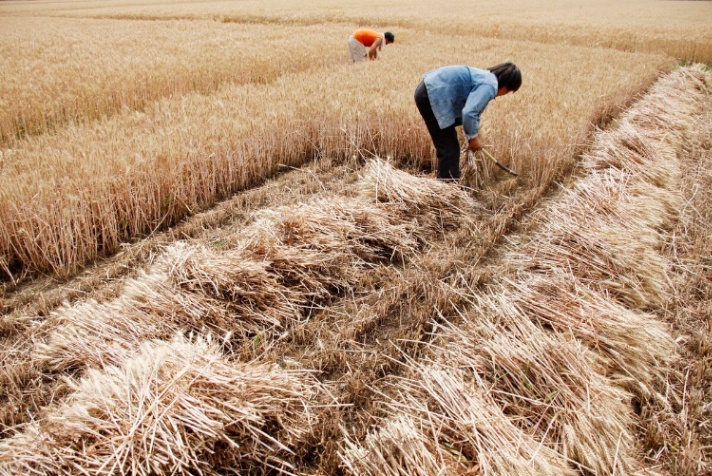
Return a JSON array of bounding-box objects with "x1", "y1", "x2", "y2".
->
[{"x1": 0, "y1": 0, "x2": 711, "y2": 474}]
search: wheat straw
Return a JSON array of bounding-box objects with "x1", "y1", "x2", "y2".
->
[
  {"x1": 438, "y1": 294, "x2": 639, "y2": 473},
  {"x1": 2, "y1": 334, "x2": 323, "y2": 476},
  {"x1": 341, "y1": 362, "x2": 574, "y2": 475},
  {"x1": 356, "y1": 158, "x2": 480, "y2": 234}
]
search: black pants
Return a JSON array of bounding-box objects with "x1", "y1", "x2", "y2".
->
[{"x1": 414, "y1": 81, "x2": 460, "y2": 179}]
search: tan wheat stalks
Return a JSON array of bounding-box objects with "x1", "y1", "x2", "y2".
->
[
  {"x1": 438, "y1": 293, "x2": 639, "y2": 473},
  {"x1": 341, "y1": 361, "x2": 575, "y2": 475},
  {"x1": 1, "y1": 334, "x2": 323, "y2": 476},
  {"x1": 0, "y1": 26, "x2": 673, "y2": 279},
  {"x1": 356, "y1": 158, "x2": 480, "y2": 234}
]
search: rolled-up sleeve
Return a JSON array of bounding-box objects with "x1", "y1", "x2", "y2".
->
[{"x1": 462, "y1": 85, "x2": 496, "y2": 139}]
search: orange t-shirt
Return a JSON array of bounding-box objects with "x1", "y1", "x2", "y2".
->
[{"x1": 353, "y1": 29, "x2": 383, "y2": 47}]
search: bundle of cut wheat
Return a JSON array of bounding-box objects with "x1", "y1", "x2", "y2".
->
[
  {"x1": 582, "y1": 66, "x2": 708, "y2": 189},
  {"x1": 341, "y1": 362, "x2": 574, "y2": 476},
  {"x1": 355, "y1": 158, "x2": 479, "y2": 234},
  {"x1": 437, "y1": 293, "x2": 639, "y2": 474},
  {"x1": 33, "y1": 266, "x2": 289, "y2": 373},
  {"x1": 311, "y1": 196, "x2": 421, "y2": 261},
  {"x1": 160, "y1": 242, "x2": 301, "y2": 332},
  {"x1": 228, "y1": 197, "x2": 421, "y2": 300},
  {"x1": 34, "y1": 296, "x2": 176, "y2": 371},
  {"x1": 626, "y1": 65, "x2": 709, "y2": 140},
  {"x1": 504, "y1": 272, "x2": 674, "y2": 398},
  {"x1": 1, "y1": 334, "x2": 322, "y2": 476},
  {"x1": 120, "y1": 270, "x2": 238, "y2": 335},
  {"x1": 569, "y1": 170, "x2": 681, "y2": 246},
  {"x1": 507, "y1": 173, "x2": 677, "y2": 311},
  {"x1": 583, "y1": 123, "x2": 679, "y2": 190},
  {"x1": 236, "y1": 210, "x2": 377, "y2": 301},
  {"x1": 340, "y1": 415, "x2": 466, "y2": 476},
  {"x1": 32, "y1": 182, "x2": 428, "y2": 375},
  {"x1": 512, "y1": 222, "x2": 670, "y2": 311}
]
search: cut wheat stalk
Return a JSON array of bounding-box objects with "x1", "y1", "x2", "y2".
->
[{"x1": 2, "y1": 334, "x2": 326, "y2": 476}]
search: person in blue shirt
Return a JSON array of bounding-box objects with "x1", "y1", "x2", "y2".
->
[{"x1": 414, "y1": 63, "x2": 522, "y2": 180}]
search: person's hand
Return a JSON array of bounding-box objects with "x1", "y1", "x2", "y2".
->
[{"x1": 467, "y1": 137, "x2": 483, "y2": 152}]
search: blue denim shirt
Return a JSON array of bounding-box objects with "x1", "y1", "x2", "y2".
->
[{"x1": 423, "y1": 66, "x2": 498, "y2": 139}]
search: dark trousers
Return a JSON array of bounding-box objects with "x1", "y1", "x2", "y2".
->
[{"x1": 414, "y1": 81, "x2": 460, "y2": 179}]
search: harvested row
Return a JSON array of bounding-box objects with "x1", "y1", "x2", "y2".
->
[
  {"x1": 2, "y1": 335, "x2": 326, "y2": 476},
  {"x1": 661, "y1": 79, "x2": 712, "y2": 474},
  {"x1": 338, "y1": 65, "x2": 710, "y2": 475}
]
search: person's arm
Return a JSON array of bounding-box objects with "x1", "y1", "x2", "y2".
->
[
  {"x1": 462, "y1": 86, "x2": 495, "y2": 150},
  {"x1": 368, "y1": 37, "x2": 383, "y2": 59}
]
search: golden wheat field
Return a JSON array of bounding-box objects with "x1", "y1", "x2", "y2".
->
[{"x1": 1, "y1": 0, "x2": 711, "y2": 475}]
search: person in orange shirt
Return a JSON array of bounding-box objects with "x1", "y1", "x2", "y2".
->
[{"x1": 348, "y1": 29, "x2": 394, "y2": 62}]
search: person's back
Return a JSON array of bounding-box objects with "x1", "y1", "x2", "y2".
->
[
  {"x1": 423, "y1": 66, "x2": 499, "y2": 131},
  {"x1": 353, "y1": 29, "x2": 382, "y2": 47}
]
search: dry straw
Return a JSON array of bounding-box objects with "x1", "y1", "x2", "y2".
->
[
  {"x1": 34, "y1": 295, "x2": 177, "y2": 372},
  {"x1": 341, "y1": 361, "x2": 575, "y2": 475},
  {"x1": 161, "y1": 242, "x2": 302, "y2": 331},
  {"x1": 34, "y1": 269, "x2": 240, "y2": 372},
  {"x1": 34, "y1": 161, "x2": 446, "y2": 376},
  {"x1": 15, "y1": 160, "x2": 478, "y2": 474},
  {"x1": 505, "y1": 174, "x2": 676, "y2": 311},
  {"x1": 340, "y1": 415, "x2": 460, "y2": 475},
  {"x1": 438, "y1": 293, "x2": 639, "y2": 474},
  {"x1": 1, "y1": 334, "x2": 323, "y2": 476},
  {"x1": 356, "y1": 158, "x2": 480, "y2": 234}
]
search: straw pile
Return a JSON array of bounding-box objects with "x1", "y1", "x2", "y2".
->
[
  {"x1": 223, "y1": 196, "x2": 420, "y2": 301},
  {"x1": 33, "y1": 270, "x2": 238, "y2": 371},
  {"x1": 161, "y1": 242, "x2": 302, "y2": 332},
  {"x1": 506, "y1": 172, "x2": 677, "y2": 310},
  {"x1": 1, "y1": 334, "x2": 323, "y2": 476},
  {"x1": 459, "y1": 66, "x2": 705, "y2": 470},
  {"x1": 18, "y1": 158, "x2": 481, "y2": 475},
  {"x1": 439, "y1": 294, "x2": 640, "y2": 474},
  {"x1": 340, "y1": 361, "x2": 576, "y2": 476},
  {"x1": 34, "y1": 294, "x2": 176, "y2": 372},
  {"x1": 356, "y1": 158, "x2": 480, "y2": 234}
]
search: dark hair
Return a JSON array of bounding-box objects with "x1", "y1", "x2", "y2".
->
[
  {"x1": 488, "y1": 62, "x2": 521, "y2": 92},
  {"x1": 384, "y1": 31, "x2": 395, "y2": 43}
]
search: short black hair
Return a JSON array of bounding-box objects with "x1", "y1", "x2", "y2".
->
[
  {"x1": 384, "y1": 31, "x2": 394, "y2": 43},
  {"x1": 487, "y1": 62, "x2": 521, "y2": 92}
]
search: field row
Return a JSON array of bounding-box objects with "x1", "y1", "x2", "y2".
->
[{"x1": 0, "y1": 27, "x2": 672, "y2": 281}]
